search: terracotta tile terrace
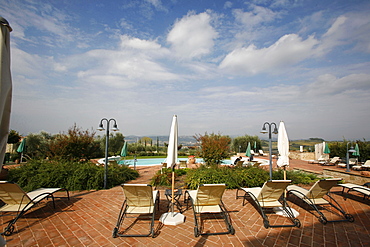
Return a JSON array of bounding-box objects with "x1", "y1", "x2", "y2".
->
[{"x1": 1, "y1": 159, "x2": 370, "y2": 246}]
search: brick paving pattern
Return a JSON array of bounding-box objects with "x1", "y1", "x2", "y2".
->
[{"x1": 1, "y1": 160, "x2": 369, "y2": 246}]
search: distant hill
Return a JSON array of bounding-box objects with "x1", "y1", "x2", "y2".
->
[
  {"x1": 124, "y1": 135, "x2": 332, "y2": 149},
  {"x1": 125, "y1": 135, "x2": 197, "y2": 145}
]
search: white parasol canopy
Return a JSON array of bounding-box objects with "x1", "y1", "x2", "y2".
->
[
  {"x1": 0, "y1": 17, "x2": 12, "y2": 171},
  {"x1": 166, "y1": 115, "x2": 178, "y2": 168},
  {"x1": 277, "y1": 121, "x2": 289, "y2": 168}
]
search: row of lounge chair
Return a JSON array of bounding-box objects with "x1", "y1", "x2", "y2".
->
[
  {"x1": 113, "y1": 178, "x2": 357, "y2": 238},
  {"x1": 0, "y1": 179, "x2": 365, "y2": 238},
  {"x1": 113, "y1": 184, "x2": 235, "y2": 238},
  {"x1": 249, "y1": 150, "x2": 267, "y2": 156},
  {"x1": 310, "y1": 156, "x2": 370, "y2": 171}
]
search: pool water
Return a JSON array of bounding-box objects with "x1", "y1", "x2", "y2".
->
[{"x1": 118, "y1": 158, "x2": 232, "y2": 166}]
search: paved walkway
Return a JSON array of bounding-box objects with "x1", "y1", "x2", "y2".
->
[{"x1": 1, "y1": 160, "x2": 370, "y2": 246}]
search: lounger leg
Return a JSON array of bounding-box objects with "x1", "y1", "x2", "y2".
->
[
  {"x1": 280, "y1": 198, "x2": 301, "y2": 228},
  {"x1": 220, "y1": 201, "x2": 235, "y2": 234},
  {"x1": 150, "y1": 207, "x2": 156, "y2": 238},
  {"x1": 2, "y1": 205, "x2": 30, "y2": 236},
  {"x1": 113, "y1": 201, "x2": 128, "y2": 238},
  {"x1": 189, "y1": 199, "x2": 201, "y2": 237},
  {"x1": 325, "y1": 193, "x2": 354, "y2": 222}
]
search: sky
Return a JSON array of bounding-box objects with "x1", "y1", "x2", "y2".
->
[{"x1": 1, "y1": 0, "x2": 370, "y2": 141}]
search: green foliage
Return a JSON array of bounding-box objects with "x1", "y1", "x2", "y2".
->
[
  {"x1": 195, "y1": 133, "x2": 231, "y2": 165},
  {"x1": 48, "y1": 124, "x2": 101, "y2": 161},
  {"x1": 7, "y1": 159, "x2": 139, "y2": 191},
  {"x1": 7, "y1": 130, "x2": 21, "y2": 144},
  {"x1": 25, "y1": 131, "x2": 53, "y2": 159},
  {"x1": 140, "y1": 137, "x2": 153, "y2": 146},
  {"x1": 97, "y1": 132, "x2": 125, "y2": 156},
  {"x1": 150, "y1": 171, "x2": 172, "y2": 187},
  {"x1": 184, "y1": 166, "x2": 320, "y2": 190},
  {"x1": 150, "y1": 168, "x2": 189, "y2": 187},
  {"x1": 231, "y1": 135, "x2": 262, "y2": 153},
  {"x1": 272, "y1": 169, "x2": 318, "y2": 185},
  {"x1": 309, "y1": 138, "x2": 325, "y2": 142},
  {"x1": 233, "y1": 167, "x2": 270, "y2": 188},
  {"x1": 185, "y1": 166, "x2": 269, "y2": 189},
  {"x1": 328, "y1": 140, "x2": 370, "y2": 162}
]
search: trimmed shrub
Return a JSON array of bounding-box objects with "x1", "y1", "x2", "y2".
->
[
  {"x1": 185, "y1": 166, "x2": 269, "y2": 189},
  {"x1": 272, "y1": 169, "x2": 318, "y2": 185},
  {"x1": 7, "y1": 159, "x2": 139, "y2": 191},
  {"x1": 183, "y1": 166, "x2": 320, "y2": 190}
]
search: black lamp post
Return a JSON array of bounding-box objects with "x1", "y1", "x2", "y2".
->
[
  {"x1": 346, "y1": 142, "x2": 356, "y2": 173},
  {"x1": 261, "y1": 122, "x2": 278, "y2": 180},
  {"x1": 98, "y1": 118, "x2": 119, "y2": 189}
]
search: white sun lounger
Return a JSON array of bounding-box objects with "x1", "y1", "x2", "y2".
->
[
  {"x1": 185, "y1": 184, "x2": 235, "y2": 237},
  {"x1": 352, "y1": 160, "x2": 370, "y2": 171},
  {"x1": 113, "y1": 184, "x2": 160, "y2": 238},
  {"x1": 338, "y1": 183, "x2": 370, "y2": 200},
  {"x1": 0, "y1": 181, "x2": 69, "y2": 236},
  {"x1": 287, "y1": 178, "x2": 354, "y2": 224},
  {"x1": 237, "y1": 180, "x2": 301, "y2": 228}
]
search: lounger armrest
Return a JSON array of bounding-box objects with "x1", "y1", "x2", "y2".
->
[{"x1": 348, "y1": 186, "x2": 370, "y2": 193}]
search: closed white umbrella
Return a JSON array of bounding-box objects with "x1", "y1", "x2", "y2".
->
[
  {"x1": 277, "y1": 121, "x2": 289, "y2": 171},
  {"x1": 274, "y1": 121, "x2": 299, "y2": 218},
  {"x1": 0, "y1": 17, "x2": 12, "y2": 171},
  {"x1": 160, "y1": 115, "x2": 184, "y2": 225},
  {"x1": 166, "y1": 115, "x2": 178, "y2": 169}
]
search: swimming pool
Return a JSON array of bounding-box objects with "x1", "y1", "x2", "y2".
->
[{"x1": 118, "y1": 158, "x2": 232, "y2": 166}]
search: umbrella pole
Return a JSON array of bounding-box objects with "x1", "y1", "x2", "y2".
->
[
  {"x1": 171, "y1": 168, "x2": 175, "y2": 216},
  {"x1": 283, "y1": 166, "x2": 286, "y2": 180},
  {"x1": 283, "y1": 166, "x2": 287, "y2": 205}
]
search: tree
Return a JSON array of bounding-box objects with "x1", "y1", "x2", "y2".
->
[
  {"x1": 141, "y1": 137, "x2": 152, "y2": 146},
  {"x1": 7, "y1": 129, "x2": 21, "y2": 144},
  {"x1": 48, "y1": 124, "x2": 100, "y2": 161},
  {"x1": 26, "y1": 131, "x2": 53, "y2": 159},
  {"x1": 97, "y1": 133, "x2": 125, "y2": 156},
  {"x1": 195, "y1": 133, "x2": 231, "y2": 165},
  {"x1": 231, "y1": 135, "x2": 262, "y2": 153},
  {"x1": 329, "y1": 139, "x2": 370, "y2": 162}
]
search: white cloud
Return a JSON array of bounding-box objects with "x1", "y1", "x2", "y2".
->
[
  {"x1": 224, "y1": 1, "x2": 233, "y2": 9},
  {"x1": 305, "y1": 73, "x2": 370, "y2": 96},
  {"x1": 167, "y1": 11, "x2": 218, "y2": 59},
  {"x1": 0, "y1": 0, "x2": 75, "y2": 46},
  {"x1": 74, "y1": 49, "x2": 179, "y2": 87},
  {"x1": 320, "y1": 13, "x2": 370, "y2": 53},
  {"x1": 145, "y1": 0, "x2": 167, "y2": 12},
  {"x1": 120, "y1": 35, "x2": 162, "y2": 50},
  {"x1": 219, "y1": 34, "x2": 319, "y2": 75},
  {"x1": 233, "y1": 5, "x2": 277, "y2": 28}
]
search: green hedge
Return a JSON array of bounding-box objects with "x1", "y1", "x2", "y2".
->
[
  {"x1": 184, "y1": 166, "x2": 319, "y2": 190},
  {"x1": 272, "y1": 169, "x2": 318, "y2": 185},
  {"x1": 8, "y1": 159, "x2": 139, "y2": 191}
]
